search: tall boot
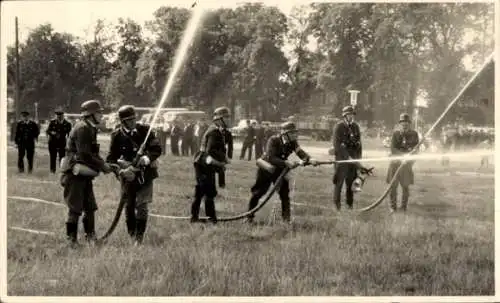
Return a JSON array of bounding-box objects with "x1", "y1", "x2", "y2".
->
[
  {"x1": 125, "y1": 203, "x2": 137, "y2": 237},
  {"x1": 389, "y1": 184, "x2": 398, "y2": 212},
  {"x1": 281, "y1": 199, "x2": 291, "y2": 223},
  {"x1": 190, "y1": 187, "x2": 203, "y2": 222},
  {"x1": 66, "y1": 222, "x2": 79, "y2": 248},
  {"x1": 246, "y1": 195, "x2": 260, "y2": 224},
  {"x1": 82, "y1": 212, "x2": 97, "y2": 242},
  {"x1": 333, "y1": 184, "x2": 342, "y2": 211},
  {"x1": 205, "y1": 198, "x2": 217, "y2": 224},
  {"x1": 401, "y1": 186, "x2": 410, "y2": 212},
  {"x1": 126, "y1": 217, "x2": 136, "y2": 237},
  {"x1": 135, "y1": 218, "x2": 147, "y2": 245}
]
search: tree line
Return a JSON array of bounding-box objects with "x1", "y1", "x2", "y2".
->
[{"x1": 7, "y1": 2, "x2": 494, "y2": 127}]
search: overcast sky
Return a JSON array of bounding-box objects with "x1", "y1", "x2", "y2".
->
[
  {"x1": 1, "y1": 0, "x2": 300, "y2": 44},
  {"x1": 1, "y1": 0, "x2": 487, "y2": 70}
]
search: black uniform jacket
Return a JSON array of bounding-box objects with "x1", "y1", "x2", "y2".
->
[
  {"x1": 46, "y1": 118, "x2": 72, "y2": 144},
  {"x1": 15, "y1": 120, "x2": 40, "y2": 146},
  {"x1": 386, "y1": 129, "x2": 419, "y2": 185},
  {"x1": 195, "y1": 124, "x2": 228, "y2": 169},
  {"x1": 390, "y1": 129, "x2": 419, "y2": 156},
  {"x1": 106, "y1": 123, "x2": 162, "y2": 184},
  {"x1": 261, "y1": 135, "x2": 311, "y2": 170},
  {"x1": 65, "y1": 119, "x2": 106, "y2": 173},
  {"x1": 332, "y1": 120, "x2": 362, "y2": 161}
]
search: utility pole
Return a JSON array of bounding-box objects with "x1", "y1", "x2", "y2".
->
[{"x1": 15, "y1": 16, "x2": 20, "y2": 121}]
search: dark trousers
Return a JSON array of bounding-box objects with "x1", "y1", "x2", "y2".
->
[
  {"x1": 171, "y1": 137, "x2": 180, "y2": 156},
  {"x1": 333, "y1": 163, "x2": 358, "y2": 209},
  {"x1": 247, "y1": 168, "x2": 290, "y2": 221},
  {"x1": 17, "y1": 143, "x2": 35, "y2": 172},
  {"x1": 157, "y1": 131, "x2": 167, "y2": 155},
  {"x1": 191, "y1": 164, "x2": 217, "y2": 222},
  {"x1": 49, "y1": 142, "x2": 66, "y2": 173},
  {"x1": 62, "y1": 174, "x2": 98, "y2": 242},
  {"x1": 255, "y1": 143, "x2": 264, "y2": 159},
  {"x1": 390, "y1": 183, "x2": 409, "y2": 210},
  {"x1": 122, "y1": 181, "x2": 153, "y2": 242},
  {"x1": 181, "y1": 138, "x2": 192, "y2": 156},
  {"x1": 240, "y1": 140, "x2": 254, "y2": 160},
  {"x1": 191, "y1": 140, "x2": 199, "y2": 156}
]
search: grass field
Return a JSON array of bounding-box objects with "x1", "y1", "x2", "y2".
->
[{"x1": 5, "y1": 141, "x2": 495, "y2": 296}]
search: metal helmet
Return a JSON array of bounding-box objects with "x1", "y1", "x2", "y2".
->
[
  {"x1": 81, "y1": 100, "x2": 103, "y2": 116},
  {"x1": 118, "y1": 105, "x2": 136, "y2": 121},
  {"x1": 280, "y1": 121, "x2": 297, "y2": 133},
  {"x1": 399, "y1": 113, "x2": 411, "y2": 123},
  {"x1": 342, "y1": 105, "x2": 355, "y2": 116},
  {"x1": 213, "y1": 106, "x2": 230, "y2": 119}
]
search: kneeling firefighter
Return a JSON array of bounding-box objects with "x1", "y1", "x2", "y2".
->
[
  {"x1": 106, "y1": 105, "x2": 162, "y2": 244},
  {"x1": 247, "y1": 122, "x2": 319, "y2": 223},
  {"x1": 191, "y1": 106, "x2": 232, "y2": 224},
  {"x1": 60, "y1": 100, "x2": 114, "y2": 247}
]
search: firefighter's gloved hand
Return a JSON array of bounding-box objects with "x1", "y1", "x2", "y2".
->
[
  {"x1": 119, "y1": 166, "x2": 136, "y2": 182},
  {"x1": 138, "y1": 155, "x2": 151, "y2": 166}
]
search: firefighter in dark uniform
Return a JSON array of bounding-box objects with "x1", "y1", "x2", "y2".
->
[
  {"x1": 240, "y1": 120, "x2": 255, "y2": 161},
  {"x1": 191, "y1": 106, "x2": 232, "y2": 224},
  {"x1": 386, "y1": 113, "x2": 419, "y2": 212},
  {"x1": 255, "y1": 121, "x2": 266, "y2": 159},
  {"x1": 156, "y1": 126, "x2": 168, "y2": 155},
  {"x1": 332, "y1": 105, "x2": 363, "y2": 210},
  {"x1": 247, "y1": 122, "x2": 319, "y2": 223},
  {"x1": 217, "y1": 128, "x2": 234, "y2": 188},
  {"x1": 170, "y1": 121, "x2": 183, "y2": 156},
  {"x1": 106, "y1": 105, "x2": 162, "y2": 245},
  {"x1": 182, "y1": 120, "x2": 195, "y2": 156},
  {"x1": 46, "y1": 107, "x2": 72, "y2": 173},
  {"x1": 15, "y1": 111, "x2": 40, "y2": 173},
  {"x1": 60, "y1": 100, "x2": 114, "y2": 247}
]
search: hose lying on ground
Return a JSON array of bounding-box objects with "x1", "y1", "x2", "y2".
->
[{"x1": 95, "y1": 166, "x2": 291, "y2": 243}]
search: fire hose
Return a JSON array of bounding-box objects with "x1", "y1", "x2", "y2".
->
[
  {"x1": 96, "y1": 164, "x2": 291, "y2": 244},
  {"x1": 97, "y1": 1, "x2": 204, "y2": 243},
  {"x1": 96, "y1": 44, "x2": 493, "y2": 241},
  {"x1": 356, "y1": 52, "x2": 495, "y2": 213}
]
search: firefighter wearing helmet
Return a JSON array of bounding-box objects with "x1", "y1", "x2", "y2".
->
[
  {"x1": 332, "y1": 105, "x2": 363, "y2": 210},
  {"x1": 386, "y1": 113, "x2": 419, "y2": 212},
  {"x1": 190, "y1": 106, "x2": 233, "y2": 224},
  {"x1": 60, "y1": 100, "x2": 114, "y2": 248},
  {"x1": 247, "y1": 121, "x2": 319, "y2": 224},
  {"x1": 105, "y1": 105, "x2": 162, "y2": 245}
]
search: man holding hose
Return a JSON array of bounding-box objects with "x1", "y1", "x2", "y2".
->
[
  {"x1": 247, "y1": 121, "x2": 319, "y2": 224},
  {"x1": 106, "y1": 105, "x2": 162, "y2": 245},
  {"x1": 60, "y1": 100, "x2": 114, "y2": 247},
  {"x1": 386, "y1": 113, "x2": 419, "y2": 213}
]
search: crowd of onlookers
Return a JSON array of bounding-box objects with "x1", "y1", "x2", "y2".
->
[{"x1": 440, "y1": 124, "x2": 494, "y2": 150}]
